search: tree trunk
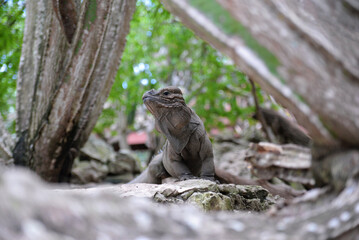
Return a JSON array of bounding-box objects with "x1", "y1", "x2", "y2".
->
[
  {"x1": 162, "y1": 0, "x2": 359, "y2": 148},
  {"x1": 161, "y1": 0, "x2": 359, "y2": 233},
  {"x1": 13, "y1": 0, "x2": 136, "y2": 182},
  {"x1": 1, "y1": 168, "x2": 359, "y2": 239},
  {"x1": 161, "y1": 0, "x2": 359, "y2": 187}
]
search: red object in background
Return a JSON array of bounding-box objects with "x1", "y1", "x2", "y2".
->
[{"x1": 127, "y1": 132, "x2": 148, "y2": 145}]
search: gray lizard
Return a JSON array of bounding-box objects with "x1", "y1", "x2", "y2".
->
[{"x1": 130, "y1": 86, "x2": 215, "y2": 183}]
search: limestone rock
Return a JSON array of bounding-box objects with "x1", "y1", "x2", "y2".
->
[
  {"x1": 81, "y1": 134, "x2": 117, "y2": 163},
  {"x1": 61, "y1": 179, "x2": 273, "y2": 212},
  {"x1": 108, "y1": 150, "x2": 141, "y2": 175},
  {"x1": 245, "y1": 142, "x2": 313, "y2": 185},
  {"x1": 71, "y1": 134, "x2": 141, "y2": 184},
  {"x1": 71, "y1": 160, "x2": 109, "y2": 184},
  {"x1": 186, "y1": 192, "x2": 233, "y2": 211},
  {"x1": 213, "y1": 141, "x2": 251, "y2": 178}
]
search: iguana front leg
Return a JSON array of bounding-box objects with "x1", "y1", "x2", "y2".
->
[
  {"x1": 199, "y1": 135, "x2": 215, "y2": 181},
  {"x1": 200, "y1": 156, "x2": 215, "y2": 181},
  {"x1": 164, "y1": 148, "x2": 197, "y2": 181}
]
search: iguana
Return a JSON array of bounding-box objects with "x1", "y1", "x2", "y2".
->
[
  {"x1": 130, "y1": 86, "x2": 215, "y2": 183},
  {"x1": 129, "y1": 86, "x2": 303, "y2": 199}
]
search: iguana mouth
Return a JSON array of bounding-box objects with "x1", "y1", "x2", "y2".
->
[
  {"x1": 142, "y1": 94, "x2": 157, "y2": 107},
  {"x1": 143, "y1": 101, "x2": 155, "y2": 115},
  {"x1": 142, "y1": 93, "x2": 159, "y2": 106},
  {"x1": 142, "y1": 95, "x2": 156, "y2": 111}
]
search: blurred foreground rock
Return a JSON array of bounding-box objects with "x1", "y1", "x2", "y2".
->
[
  {"x1": 1, "y1": 168, "x2": 358, "y2": 240},
  {"x1": 71, "y1": 134, "x2": 141, "y2": 184}
]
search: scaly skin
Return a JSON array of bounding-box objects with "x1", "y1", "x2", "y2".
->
[{"x1": 130, "y1": 86, "x2": 215, "y2": 183}]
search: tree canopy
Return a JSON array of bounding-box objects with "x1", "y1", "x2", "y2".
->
[
  {"x1": 0, "y1": 0, "x2": 268, "y2": 137},
  {"x1": 94, "y1": 0, "x2": 267, "y2": 135}
]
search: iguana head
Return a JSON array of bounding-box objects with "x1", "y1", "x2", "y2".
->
[
  {"x1": 142, "y1": 86, "x2": 188, "y2": 120},
  {"x1": 142, "y1": 86, "x2": 195, "y2": 153}
]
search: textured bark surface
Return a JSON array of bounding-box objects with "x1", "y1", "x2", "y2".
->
[
  {"x1": 0, "y1": 116, "x2": 14, "y2": 166},
  {"x1": 1, "y1": 168, "x2": 359, "y2": 240},
  {"x1": 14, "y1": 0, "x2": 136, "y2": 181},
  {"x1": 158, "y1": 1, "x2": 359, "y2": 236},
  {"x1": 161, "y1": 0, "x2": 359, "y2": 149}
]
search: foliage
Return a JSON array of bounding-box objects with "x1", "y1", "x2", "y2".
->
[
  {"x1": 95, "y1": 0, "x2": 262, "y2": 134},
  {"x1": 189, "y1": 0, "x2": 280, "y2": 76},
  {"x1": 0, "y1": 0, "x2": 265, "y2": 135},
  {"x1": 0, "y1": 0, "x2": 24, "y2": 132}
]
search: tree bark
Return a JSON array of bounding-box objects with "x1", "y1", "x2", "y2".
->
[
  {"x1": 160, "y1": 1, "x2": 359, "y2": 233},
  {"x1": 1, "y1": 168, "x2": 359, "y2": 240},
  {"x1": 14, "y1": 0, "x2": 136, "y2": 182},
  {"x1": 0, "y1": 116, "x2": 14, "y2": 166},
  {"x1": 161, "y1": 0, "x2": 359, "y2": 149},
  {"x1": 161, "y1": 0, "x2": 359, "y2": 189}
]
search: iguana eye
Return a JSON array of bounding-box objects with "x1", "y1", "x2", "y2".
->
[{"x1": 163, "y1": 91, "x2": 170, "y2": 96}]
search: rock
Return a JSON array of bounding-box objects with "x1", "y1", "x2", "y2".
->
[
  {"x1": 108, "y1": 150, "x2": 141, "y2": 175},
  {"x1": 186, "y1": 192, "x2": 233, "y2": 211},
  {"x1": 62, "y1": 179, "x2": 273, "y2": 212},
  {"x1": 245, "y1": 142, "x2": 314, "y2": 185},
  {"x1": 71, "y1": 134, "x2": 141, "y2": 184},
  {"x1": 213, "y1": 141, "x2": 251, "y2": 178},
  {"x1": 254, "y1": 142, "x2": 283, "y2": 154},
  {"x1": 240, "y1": 125, "x2": 266, "y2": 143},
  {"x1": 80, "y1": 134, "x2": 117, "y2": 163},
  {"x1": 71, "y1": 160, "x2": 109, "y2": 184}
]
